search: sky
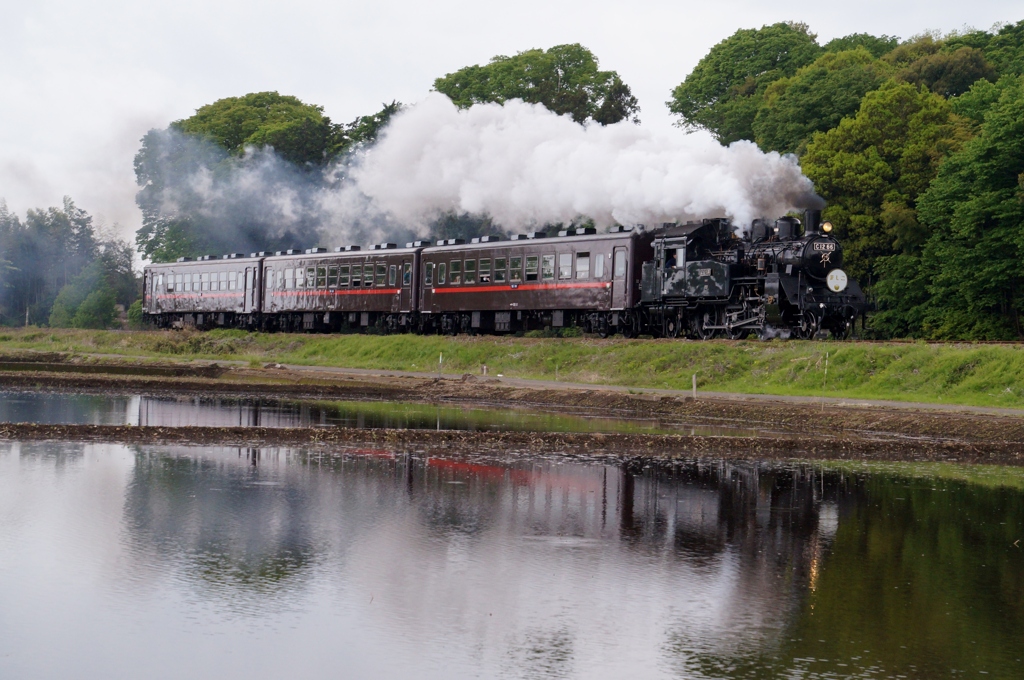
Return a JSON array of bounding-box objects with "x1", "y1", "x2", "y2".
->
[{"x1": 1, "y1": 0, "x2": 1021, "y2": 237}]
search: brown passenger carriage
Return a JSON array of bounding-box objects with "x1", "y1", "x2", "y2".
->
[
  {"x1": 260, "y1": 244, "x2": 422, "y2": 332},
  {"x1": 142, "y1": 254, "x2": 264, "y2": 329},
  {"x1": 419, "y1": 228, "x2": 652, "y2": 336}
]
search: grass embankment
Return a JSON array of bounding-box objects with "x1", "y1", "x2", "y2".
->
[{"x1": 1, "y1": 327, "x2": 1023, "y2": 409}]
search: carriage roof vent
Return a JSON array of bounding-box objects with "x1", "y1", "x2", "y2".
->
[
  {"x1": 378, "y1": 242, "x2": 398, "y2": 249},
  {"x1": 526, "y1": 231, "x2": 546, "y2": 239},
  {"x1": 511, "y1": 234, "x2": 528, "y2": 240},
  {"x1": 176, "y1": 257, "x2": 192, "y2": 262},
  {"x1": 439, "y1": 238, "x2": 466, "y2": 246},
  {"x1": 470, "y1": 235, "x2": 502, "y2": 243},
  {"x1": 405, "y1": 240, "x2": 431, "y2": 248},
  {"x1": 608, "y1": 225, "x2": 632, "y2": 233},
  {"x1": 252, "y1": 251, "x2": 271, "y2": 257},
  {"x1": 336, "y1": 245, "x2": 361, "y2": 252},
  {"x1": 574, "y1": 227, "x2": 596, "y2": 235},
  {"x1": 198, "y1": 255, "x2": 216, "y2": 261},
  {"x1": 225, "y1": 253, "x2": 245, "y2": 259},
  {"x1": 305, "y1": 247, "x2": 327, "y2": 254},
  {"x1": 285, "y1": 249, "x2": 301, "y2": 255}
]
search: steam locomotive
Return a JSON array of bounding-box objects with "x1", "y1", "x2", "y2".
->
[{"x1": 142, "y1": 208, "x2": 866, "y2": 339}]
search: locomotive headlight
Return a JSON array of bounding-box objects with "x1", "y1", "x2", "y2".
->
[
  {"x1": 826, "y1": 269, "x2": 848, "y2": 293},
  {"x1": 821, "y1": 221, "x2": 833, "y2": 233}
]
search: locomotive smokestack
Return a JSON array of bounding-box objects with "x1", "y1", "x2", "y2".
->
[{"x1": 804, "y1": 209, "x2": 822, "y2": 235}]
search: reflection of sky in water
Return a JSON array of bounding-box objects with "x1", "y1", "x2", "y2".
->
[
  {"x1": 0, "y1": 389, "x2": 765, "y2": 436},
  {"x1": 0, "y1": 442, "x2": 1021, "y2": 679}
]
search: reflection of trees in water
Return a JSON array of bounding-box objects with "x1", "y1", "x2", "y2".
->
[
  {"x1": 3, "y1": 440, "x2": 89, "y2": 470},
  {"x1": 123, "y1": 447, "x2": 322, "y2": 602},
  {"x1": 117, "y1": 446, "x2": 1024, "y2": 676},
  {"x1": 664, "y1": 467, "x2": 1024, "y2": 679}
]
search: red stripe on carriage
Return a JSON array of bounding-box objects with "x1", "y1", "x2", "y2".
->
[{"x1": 432, "y1": 282, "x2": 611, "y2": 294}]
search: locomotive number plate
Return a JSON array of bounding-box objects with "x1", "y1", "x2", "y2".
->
[
  {"x1": 697, "y1": 268, "x2": 712, "y2": 277},
  {"x1": 813, "y1": 242, "x2": 836, "y2": 252}
]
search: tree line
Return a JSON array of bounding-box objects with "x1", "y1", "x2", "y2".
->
[
  {"x1": 0, "y1": 199, "x2": 138, "y2": 328},
  {"x1": 672, "y1": 20, "x2": 1024, "y2": 339}
]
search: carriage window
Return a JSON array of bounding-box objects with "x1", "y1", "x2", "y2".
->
[
  {"x1": 558, "y1": 253, "x2": 572, "y2": 279},
  {"x1": 479, "y1": 259, "x2": 491, "y2": 283},
  {"x1": 388, "y1": 264, "x2": 397, "y2": 287},
  {"x1": 175, "y1": 273, "x2": 183, "y2": 291},
  {"x1": 201, "y1": 273, "x2": 210, "y2": 291},
  {"x1": 339, "y1": 265, "x2": 350, "y2": 287},
  {"x1": 438, "y1": 262, "x2": 447, "y2": 284},
  {"x1": 494, "y1": 258, "x2": 506, "y2": 283},
  {"x1": 229, "y1": 271, "x2": 238, "y2": 290},
  {"x1": 614, "y1": 250, "x2": 627, "y2": 279},
  {"x1": 156, "y1": 273, "x2": 164, "y2": 291},
  {"x1": 541, "y1": 255, "x2": 555, "y2": 281},
  {"x1": 594, "y1": 254, "x2": 604, "y2": 279},
  {"x1": 219, "y1": 271, "x2": 228, "y2": 290},
  {"x1": 276, "y1": 269, "x2": 284, "y2": 289},
  {"x1": 317, "y1": 266, "x2": 327, "y2": 288},
  {"x1": 364, "y1": 264, "x2": 374, "y2": 286},
  {"x1": 193, "y1": 273, "x2": 201, "y2": 291},
  {"x1": 576, "y1": 252, "x2": 590, "y2": 279},
  {"x1": 306, "y1": 267, "x2": 316, "y2": 288},
  {"x1": 510, "y1": 257, "x2": 523, "y2": 282},
  {"x1": 376, "y1": 263, "x2": 387, "y2": 286},
  {"x1": 350, "y1": 265, "x2": 360, "y2": 287},
  {"x1": 525, "y1": 256, "x2": 539, "y2": 281},
  {"x1": 262, "y1": 269, "x2": 271, "y2": 290},
  {"x1": 403, "y1": 262, "x2": 412, "y2": 286},
  {"x1": 328, "y1": 266, "x2": 338, "y2": 287},
  {"x1": 424, "y1": 262, "x2": 434, "y2": 285},
  {"x1": 464, "y1": 259, "x2": 476, "y2": 284},
  {"x1": 450, "y1": 260, "x2": 462, "y2": 284}
]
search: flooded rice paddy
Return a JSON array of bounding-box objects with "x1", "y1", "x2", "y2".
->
[
  {"x1": 0, "y1": 438, "x2": 1022, "y2": 679},
  {"x1": 0, "y1": 389, "x2": 762, "y2": 436}
]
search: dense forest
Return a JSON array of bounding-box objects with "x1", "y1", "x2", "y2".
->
[{"x1": 1, "y1": 22, "x2": 1022, "y2": 337}]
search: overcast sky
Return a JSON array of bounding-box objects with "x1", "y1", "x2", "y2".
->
[{"x1": 2, "y1": 0, "x2": 1021, "y2": 236}]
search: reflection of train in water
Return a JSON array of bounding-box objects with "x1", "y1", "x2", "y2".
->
[{"x1": 142, "y1": 208, "x2": 866, "y2": 339}]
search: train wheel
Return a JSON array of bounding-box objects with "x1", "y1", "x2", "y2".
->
[
  {"x1": 691, "y1": 310, "x2": 718, "y2": 340},
  {"x1": 597, "y1": 315, "x2": 611, "y2": 339},
  {"x1": 665, "y1": 315, "x2": 681, "y2": 339}
]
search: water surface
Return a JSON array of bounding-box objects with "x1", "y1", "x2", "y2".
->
[
  {"x1": 0, "y1": 389, "x2": 758, "y2": 436},
  {"x1": 0, "y1": 441, "x2": 1020, "y2": 679}
]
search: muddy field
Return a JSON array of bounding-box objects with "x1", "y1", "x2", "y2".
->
[{"x1": 1, "y1": 354, "x2": 1023, "y2": 464}]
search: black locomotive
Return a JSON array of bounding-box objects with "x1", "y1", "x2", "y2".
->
[{"x1": 142, "y1": 209, "x2": 865, "y2": 339}]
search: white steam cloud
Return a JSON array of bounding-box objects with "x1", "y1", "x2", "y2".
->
[{"x1": 351, "y1": 93, "x2": 822, "y2": 233}]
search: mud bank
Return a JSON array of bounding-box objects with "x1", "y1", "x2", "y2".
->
[{"x1": 1, "y1": 423, "x2": 1022, "y2": 466}]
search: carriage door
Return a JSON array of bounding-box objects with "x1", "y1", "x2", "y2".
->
[
  {"x1": 611, "y1": 248, "x2": 628, "y2": 309},
  {"x1": 400, "y1": 259, "x2": 412, "y2": 312},
  {"x1": 243, "y1": 268, "x2": 253, "y2": 313}
]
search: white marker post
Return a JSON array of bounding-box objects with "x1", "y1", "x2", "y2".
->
[
  {"x1": 692, "y1": 374, "x2": 697, "y2": 400},
  {"x1": 438, "y1": 352, "x2": 443, "y2": 380}
]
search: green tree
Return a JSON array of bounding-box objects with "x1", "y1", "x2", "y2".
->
[
  {"x1": 434, "y1": 44, "x2": 639, "y2": 125},
  {"x1": 897, "y1": 46, "x2": 996, "y2": 97},
  {"x1": 822, "y1": 33, "x2": 900, "y2": 58},
  {"x1": 668, "y1": 22, "x2": 821, "y2": 143},
  {"x1": 174, "y1": 91, "x2": 339, "y2": 167},
  {"x1": 875, "y1": 75, "x2": 1024, "y2": 338},
  {"x1": 753, "y1": 48, "x2": 891, "y2": 154},
  {"x1": 801, "y1": 80, "x2": 972, "y2": 283}
]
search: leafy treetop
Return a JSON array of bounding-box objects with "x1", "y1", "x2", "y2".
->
[
  {"x1": 668, "y1": 22, "x2": 822, "y2": 143},
  {"x1": 434, "y1": 43, "x2": 640, "y2": 125}
]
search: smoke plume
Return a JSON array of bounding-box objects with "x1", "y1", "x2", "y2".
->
[{"x1": 351, "y1": 94, "x2": 823, "y2": 232}]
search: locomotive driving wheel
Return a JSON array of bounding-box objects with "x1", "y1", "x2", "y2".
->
[{"x1": 690, "y1": 308, "x2": 720, "y2": 340}]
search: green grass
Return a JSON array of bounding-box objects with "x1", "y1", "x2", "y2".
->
[{"x1": 2, "y1": 327, "x2": 1024, "y2": 409}]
